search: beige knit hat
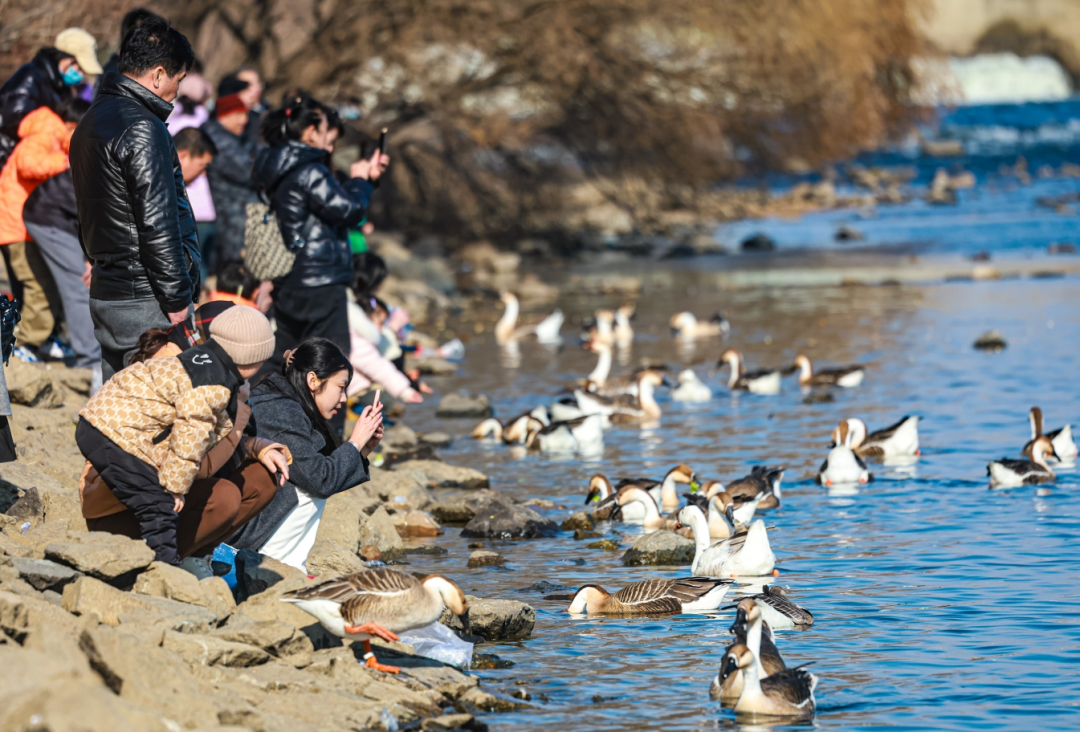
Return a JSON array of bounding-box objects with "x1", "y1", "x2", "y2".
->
[{"x1": 209, "y1": 306, "x2": 275, "y2": 366}]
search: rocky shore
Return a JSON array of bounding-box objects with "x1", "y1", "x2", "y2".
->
[{"x1": 0, "y1": 355, "x2": 548, "y2": 731}]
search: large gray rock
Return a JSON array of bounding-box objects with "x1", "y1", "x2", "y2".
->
[
  {"x1": 436, "y1": 393, "x2": 492, "y2": 418},
  {"x1": 12, "y1": 556, "x2": 83, "y2": 592},
  {"x1": 440, "y1": 596, "x2": 534, "y2": 641},
  {"x1": 132, "y1": 561, "x2": 232, "y2": 617},
  {"x1": 368, "y1": 467, "x2": 434, "y2": 508},
  {"x1": 622, "y1": 530, "x2": 694, "y2": 566},
  {"x1": 45, "y1": 532, "x2": 155, "y2": 580},
  {"x1": 305, "y1": 539, "x2": 369, "y2": 579},
  {"x1": 4, "y1": 359, "x2": 64, "y2": 408},
  {"x1": 161, "y1": 629, "x2": 270, "y2": 668},
  {"x1": 428, "y1": 499, "x2": 476, "y2": 524},
  {"x1": 61, "y1": 576, "x2": 157, "y2": 626},
  {"x1": 0, "y1": 588, "x2": 82, "y2": 643},
  {"x1": 212, "y1": 611, "x2": 314, "y2": 668},
  {"x1": 0, "y1": 462, "x2": 83, "y2": 527},
  {"x1": 358, "y1": 506, "x2": 405, "y2": 560},
  {"x1": 314, "y1": 486, "x2": 379, "y2": 554},
  {"x1": 461, "y1": 495, "x2": 557, "y2": 539},
  {"x1": 394, "y1": 460, "x2": 490, "y2": 490}
]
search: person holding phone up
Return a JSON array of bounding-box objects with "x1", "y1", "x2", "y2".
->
[{"x1": 228, "y1": 337, "x2": 384, "y2": 571}]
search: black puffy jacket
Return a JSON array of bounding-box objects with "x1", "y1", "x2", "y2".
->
[
  {"x1": 252, "y1": 141, "x2": 372, "y2": 289},
  {"x1": 201, "y1": 117, "x2": 260, "y2": 266},
  {"x1": 0, "y1": 48, "x2": 72, "y2": 169},
  {"x1": 70, "y1": 73, "x2": 200, "y2": 312}
]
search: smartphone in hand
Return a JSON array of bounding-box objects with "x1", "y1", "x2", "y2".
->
[
  {"x1": 378, "y1": 128, "x2": 388, "y2": 155},
  {"x1": 373, "y1": 389, "x2": 382, "y2": 412}
]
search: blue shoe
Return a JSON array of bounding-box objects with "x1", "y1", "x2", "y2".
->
[
  {"x1": 12, "y1": 346, "x2": 39, "y2": 363},
  {"x1": 40, "y1": 336, "x2": 75, "y2": 361}
]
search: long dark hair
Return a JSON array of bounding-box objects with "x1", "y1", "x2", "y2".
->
[
  {"x1": 281, "y1": 338, "x2": 353, "y2": 447},
  {"x1": 261, "y1": 95, "x2": 325, "y2": 147},
  {"x1": 351, "y1": 252, "x2": 388, "y2": 299}
]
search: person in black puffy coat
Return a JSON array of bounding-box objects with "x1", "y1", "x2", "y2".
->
[
  {"x1": 0, "y1": 47, "x2": 80, "y2": 170},
  {"x1": 252, "y1": 96, "x2": 389, "y2": 388},
  {"x1": 69, "y1": 17, "x2": 198, "y2": 380}
]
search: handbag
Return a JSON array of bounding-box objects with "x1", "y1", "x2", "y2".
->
[{"x1": 243, "y1": 193, "x2": 296, "y2": 281}]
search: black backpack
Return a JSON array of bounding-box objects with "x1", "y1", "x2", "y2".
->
[{"x1": 0, "y1": 294, "x2": 21, "y2": 364}]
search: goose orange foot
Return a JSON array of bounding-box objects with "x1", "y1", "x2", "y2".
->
[
  {"x1": 360, "y1": 639, "x2": 401, "y2": 674},
  {"x1": 343, "y1": 622, "x2": 400, "y2": 643}
]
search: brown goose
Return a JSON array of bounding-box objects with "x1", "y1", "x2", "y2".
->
[
  {"x1": 1024, "y1": 406, "x2": 1078, "y2": 464},
  {"x1": 282, "y1": 568, "x2": 470, "y2": 674},
  {"x1": 727, "y1": 644, "x2": 818, "y2": 719},
  {"x1": 792, "y1": 354, "x2": 864, "y2": 388},
  {"x1": 988, "y1": 435, "x2": 1058, "y2": 489},
  {"x1": 711, "y1": 598, "x2": 786, "y2": 703},
  {"x1": 566, "y1": 577, "x2": 732, "y2": 615},
  {"x1": 724, "y1": 466, "x2": 785, "y2": 510},
  {"x1": 603, "y1": 370, "x2": 668, "y2": 424}
]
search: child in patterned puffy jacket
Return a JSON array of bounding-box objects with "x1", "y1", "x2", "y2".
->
[{"x1": 75, "y1": 306, "x2": 288, "y2": 565}]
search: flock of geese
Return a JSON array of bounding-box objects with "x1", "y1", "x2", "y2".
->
[{"x1": 274, "y1": 295, "x2": 1075, "y2": 720}]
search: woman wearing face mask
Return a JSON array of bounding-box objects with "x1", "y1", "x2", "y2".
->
[
  {"x1": 228, "y1": 337, "x2": 383, "y2": 571},
  {"x1": 0, "y1": 46, "x2": 86, "y2": 170},
  {"x1": 251, "y1": 96, "x2": 389, "y2": 422}
]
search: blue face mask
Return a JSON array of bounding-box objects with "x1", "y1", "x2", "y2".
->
[{"x1": 62, "y1": 67, "x2": 84, "y2": 86}]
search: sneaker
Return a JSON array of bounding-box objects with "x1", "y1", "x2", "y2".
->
[
  {"x1": 179, "y1": 555, "x2": 214, "y2": 580},
  {"x1": 12, "y1": 345, "x2": 39, "y2": 363},
  {"x1": 39, "y1": 336, "x2": 74, "y2": 361}
]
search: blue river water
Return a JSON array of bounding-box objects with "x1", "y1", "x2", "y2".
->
[{"x1": 392, "y1": 100, "x2": 1080, "y2": 731}]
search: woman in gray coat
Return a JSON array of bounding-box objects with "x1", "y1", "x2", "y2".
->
[{"x1": 229, "y1": 337, "x2": 383, "y2": 570}]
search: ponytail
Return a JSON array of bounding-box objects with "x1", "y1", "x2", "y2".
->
[{"x1": 261, "y1": 95, "x2": 325, "y2": 147}]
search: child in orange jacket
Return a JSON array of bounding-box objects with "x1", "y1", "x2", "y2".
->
[{"x1": 0, "y1": 98, "x2": 87, "y2": 354}]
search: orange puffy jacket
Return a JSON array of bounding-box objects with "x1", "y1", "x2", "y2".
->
[{"x1": 0, "y1": 106, "x2": 71, "y2": 246}]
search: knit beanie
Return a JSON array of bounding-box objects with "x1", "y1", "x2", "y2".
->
[
  {"x1": 216, "y1": 93, "x2": 247, "y2": 118},
  {"x1": 209, "y1": 306, "x2": 275, "y2": 366}
]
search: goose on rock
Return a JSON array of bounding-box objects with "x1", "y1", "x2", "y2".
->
[
  {"x1": 1025, "y1": 407, "x2": 1078, "y2": 466},
  {"x1": 670, "y1": 311, "x2": 730, "y2": 340},
  {"x1": 792, "y1": 354, "x2": 864, "y2": 388},
  {"x1": 282, "y1": 568, "x2": 470, "y2": 674},
  {"x1": 567, "y1": 577, "x2": 732, "y2": 615},
  {"x1": 989, "y1": 434, "x2": 1058, "y2": 489},
  {"x1": 718, "y1": 349, "x2": 782, "y2": 395}
]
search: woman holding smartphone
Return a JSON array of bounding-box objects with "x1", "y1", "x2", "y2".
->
[{"x1": 228, "y1": 337, "x2": 383, "y2": 571}]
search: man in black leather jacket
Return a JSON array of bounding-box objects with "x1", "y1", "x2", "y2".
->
[
  {"x1": 70, "y1": 17, "x2": 198, "y2": 379},
  {"x1": 0, "y1": 47, "x2": 79, "y2": 170}
]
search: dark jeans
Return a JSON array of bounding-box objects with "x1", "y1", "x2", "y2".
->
[
  {"x1": 76, "y1": 418, "x2": 180, "y2": 565},
  {"x1": 263, "y1": 283, "x2": 350, "y2": 434}
]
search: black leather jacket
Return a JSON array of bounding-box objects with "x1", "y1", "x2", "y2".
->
[
  {"x1": 70, "y1": 73, "x2": 200, "y2": 312},
  {"x1": 252, "y1": 142, "x2": 372, "y2": 289},
  {"x1": 0, "y1": 48, "x2": 71, "y2": 168}
]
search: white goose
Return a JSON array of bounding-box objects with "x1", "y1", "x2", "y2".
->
[
  {"x1": 718, "y1": 349, "x2": 782, "y2": 395},
  {"x1": 582, "y1": 341, "x2": 641, "y2": 397},
  {"x1": 614, "y1": 304, "x2": 635, "y2": 347},
  {"x1": 612, "y1": 484, "x2": 675, "y2": 531},
  {"x1": 494, "y1": 291, "x2": 563, "y2": 345},
  {"x1": 989, "y1": 435, "x2": 1057, "y2": 489},
  {"x1": 675, "y1": 504, "x2": 776, "y2": 578},
  {"x1": 817, "y1": 420, "x2": 872, "y2": 486},
  {"x1": 1026, "y1": 407, "x2": 1078, "y2": 466},
  {"x1": 594, "y1": 464, "x2": 698, "y2": 520},
  {"x1": 672, "y1": 369, "x2": 713, "y2": 402},
  {"x1": 836, "y1": 416, "x2": 920, "y2": 459},
  {"x1": 745, "y1": 585, "x2": 814, "y2": 630},
  {"x1": 526, "y1": 414, "x2": 604, "y2": 454}
]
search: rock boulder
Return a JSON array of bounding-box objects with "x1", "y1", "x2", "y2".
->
[
  {"x1": 436, "y1": 393, "x2": 492, "y2": 418},
  {"x1": 394, "y1": 460, "x2": 490, "y2": 490},
  {"x1": 45, "y1": 532, "x2": 155, "y2": 581},
  {"x1": 440, "y1": 596, "x2": 534, "y2": 641},
  {"x1": 461, "y1": 495, "x2": 557, "y2": 539},
  {"x1": 622, "y1": 530, "x2": 694, "y2": 566},
  {"x1": 358, "y1": 506, "x2": 405, "y2": 560}
]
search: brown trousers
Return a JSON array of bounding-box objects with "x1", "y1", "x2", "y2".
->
[
  {"x1": 2, "y1": 240, "x2": 58, "y2": 347},
  {"x1": 88, "y1": 460, "x2": 278, "y2": 559}
]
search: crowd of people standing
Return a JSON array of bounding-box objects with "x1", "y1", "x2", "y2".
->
[{"x1": 0, "y1": 10, "x2": 429, "y2": 578}]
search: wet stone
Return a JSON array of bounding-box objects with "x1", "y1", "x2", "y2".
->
[
  {"x1": 560, "y1": 511, "x2": 594, "y2": 531},
  {"x1": 587, "y1": 539, "x2": 620, "y2": 551},
  {"x1": 622, "y1": 530, "x2": 694, "y2": 566},
  {"x1": 573, "y1": 529, "x2": 601, "y2": 540},
  {"x1": 466, "y1": 550, "x2": 506, "y2": 568},
  {"x1": 974, "y1": 330, "x2": 1008, "y2": 351}
]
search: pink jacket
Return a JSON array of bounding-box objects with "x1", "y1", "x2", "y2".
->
[
  {"x1": 347, "y1": 329, "x2": 415, "y2": 400},
  {"x1": 167, "y1": 106, "x2": 216, "y2": 223}
]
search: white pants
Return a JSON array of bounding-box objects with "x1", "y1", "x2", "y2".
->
[{"x1": 258, "y1": 488, "x2": 326, "y2": 572}]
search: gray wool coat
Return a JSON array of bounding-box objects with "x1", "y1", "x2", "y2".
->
[{"x1": 200, "y1": 117, "x2": 261, "y2": 266}]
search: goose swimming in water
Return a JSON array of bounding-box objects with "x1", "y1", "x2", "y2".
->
[
  {"x1": 603, "y1": 370, "x2": 668, "y2": 424},
  {"x1": 743, "y1": 585, "x2": 814, "y2": 630},
  {"x1": 583, "y1": 309, "x2": 616, "y2": 347},
  {"x1": 695, "y1": 481, "x2": 764, "y2": 526},
  {"x1": 672, "y1": 369, "x2": 713, "y2": 402},
  {"x1": 726, "y1": 644, "x2": 818, "y2": 720},
  {"x1": 594, "y1": 464, "x2": 698, "y2": 519},
  {"x1": 792, "y1": 354, "x2": 864, "y2": 388},
  {"x1": 582, "y1": 341, "x2": 646, "y2": 397},
  {"x1": 526, "y1": 414, "x2": 604, "y2": 454},
  {"x1": 669, "y1": 311, "x2": 730, "y2": 340},
  {"x1": 989, "y1": 434, "x2": 1058, "y2": 489},
  {"x1": 494, "y1": 291, "x2": 563, "y2": 345},
  {"x1": 566, "y1": 576, "x2": 732, "y2": 615},
  {"x1": 718, "y1": 349, "x2": 782, "y2": 395},
  {"x1": 712, "y1": 598, "x2": 786, "y2": 703},
  {"x1": 611, "y1": 484, "x2": 677, "y2": 530},
  {"x1": 676, "y1": 505, "x2": 776, "y2": 578},
  {"x1": 282, "y1": 568, "x2": 470, "y2": 674},
  {"x1": 685, "y1": 490, "x2": 758, "y2": 539},
  {"x1": 1025, "y1": 407, "x2": 1078, "y2": 466},
  {"x1": 724, "y1": 466, "x2": 785, "y2": 510},
  {"x1": 835, "y1": 416, "x2": 920, "y2": 459},
  {"x1": 818, "y1": 420, "x2": 872, "y2": 486}
]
